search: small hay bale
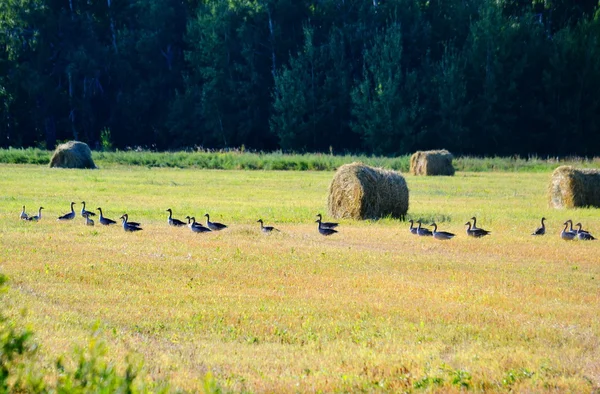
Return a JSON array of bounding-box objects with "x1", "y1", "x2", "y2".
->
[
  {"x1": 409, "y1": 149, "x2": 455, "y2": 176},
  {"x1": 549, "y1": 166, "x2": 600, "y2": 209},
  {"x1": 327, "y1": 162, "x2": 409, "y2": 220},
  {"x1": 49, "y1": 141, "x2": 96, "y2": 169}
]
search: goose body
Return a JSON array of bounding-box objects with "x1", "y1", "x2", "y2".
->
[
  {"x1": 431, "y1": 222, "x2": 455, "y2": 240},
  {"x1": 167, "y1": 208, "x2": 186, "y2": 227},
  {"x1": 465, "y1": 221, "x2": 491, "y2": 238},
  {"x1": 560, "y1": 222, "x2": 576, "y2": 241},
  {"x1": 470, "y1": 216, "x2": 482, "y2": 231},
  {"x1": 204, "y1": 214, "x2": 227, "y2": 231},
  {"x1": 258, "y1": 219, "x2": 279, "y2": 233},
  {"x1": 81, "y1": 201, "x2": 96, "y2": 217},
  {"x1": 27, "y1": 207, "x2": 44, "y2": 221},
  {"x1": 120, "y1": 214, "x2": 143, "y2": 232},
  {"x1": 416, "y1": 221, "x2": 433, "y2": 236},
  {"x1": 20, "y1": 206, "x2": 28, "y2": 220},
  {"x1": 186, "y1": 216, "x2": 211, "y2": 233},
  {"x1": 575, "y1": 223, "x2": 595, "y2": 240},
  {"x1": 408, "y1": 220, "x2": 418, "y2": 235},
  {"x1": 58, "y1": 202, "x2": 76, "y2": 220},
  {"x1": 316, "y1": 219, "x2": 338, "y2": 236},
  {"x1": 531, "y1": 217, "x2": 546, "y2": 235},
  {"x1": 96, "y1": 208, "x2": 117, "y2": 225},
  {"x1": 316, "y1": 213, "x2": 338, "y2": 229},
  {"x1": 84, "y1": 213, "x2": 95, "y2": 226}
]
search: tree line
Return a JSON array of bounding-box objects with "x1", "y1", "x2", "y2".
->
[{"x1": 1, "y1": 0, "x2": 599, "y2": 156}]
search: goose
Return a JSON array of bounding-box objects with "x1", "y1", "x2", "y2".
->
[
  {"x1": 316, "y1": 213, "x2": 338, "y2": 229},
  {"x1": 408, "y1": 219, "x2": 418, "y2": 235},
  {"x1": 431, "y1": 222, "x2": 455, "y2": 240},
  {"x1": 120, "y1": 214, "x2": 143, "y2": 232},
  {"x1": 257, "y1": 219, "x2": 279, "y2": 233},
  {"x1": 465, "y1": 221, "x2": 491, "y2": 238},
  {"x1": 58, "y1": 202, "x2": 76, "y2": 220},
  {"x1": 96, "y1": 207, "x2": 117, "y2": 225},
  {"x1": 531, "y1": 217, "x2": 546, "y2": 236},
  {"x1": 84, "y1": 212, "x2": 94, "y2": 226},
  {"x1": 316, "y1": 218, "x2": 337, "y2": 236},
  {"x1": 469, "y1": 217, "x2": 491, "y2": 235},
  {"x1": 416, "y1": 221, "x2": 433, "y2": 236},
  {"x1": 204, "y1": 213, "x2": 227, "y2": 231},
  {"x1": 574, "y1": 222, "x2": 590, "y2": 235},
  {"x1": 560, "y1": 221, "x2": 576, "y2": 241},
  {"x1": 186, "y1": 216, "x2": 211, "y2": 233},
  {"x1": 20, "y1": 206, "x2": 28, "y2": 220},
  {"x1": 166, "y1": 208, "x2": 186, "y2": 227},
  {"x1": 470, "y1": 216, "x2": 482, "y2": 231},
  {"x1": 575, "y1": 223, "x2": 595, "y2": 240},
  {"x1": 81, "y1": 201, "x2": 96, "y2": 218},
  {"x1": 27, "y1": 207, "x2": 44, "y2": 221}
]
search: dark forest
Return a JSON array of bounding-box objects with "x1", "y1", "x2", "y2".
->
[{"x1": 1, "y1": 0, "x2": 599, "y2": 156}]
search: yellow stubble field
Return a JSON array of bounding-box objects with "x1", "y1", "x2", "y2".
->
[{"x1": 0, "y1": 164, "x2": 598, "y2": 392}]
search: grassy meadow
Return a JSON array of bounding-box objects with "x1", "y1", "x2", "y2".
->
[{"x1": 1, "y1": 164, "x2": 599, "y2": 392}]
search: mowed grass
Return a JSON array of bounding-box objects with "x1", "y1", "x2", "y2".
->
[{"x1": 1, "y1": 164, "x2": 599, "y2": 392}]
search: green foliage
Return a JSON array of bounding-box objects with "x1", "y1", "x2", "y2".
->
[{"x1": 100, "y1": 128, "x2": 113, "y2": 152}]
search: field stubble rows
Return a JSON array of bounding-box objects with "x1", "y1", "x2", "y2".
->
[{"x1": 0, "y1": 165, "x2": 599, "y2": 392}]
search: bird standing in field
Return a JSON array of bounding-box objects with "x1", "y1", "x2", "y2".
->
[
  {"x1": 408, "y1": 219, "x2": 418, "y2": 235},
  {"x1": 120, "y1": 214, "x2": 143, "y2": 232},
  {"x1": 20, "y1": 206, "x2": 28, "y2": 220},
  {"x1": 204, "y1": 213, "x2": 227, "y2": 231},
  {"x1": 470, "y1": 216, "x2": 484, "y2": 231},
  {"x1": 257, "y1": 219, "x2": 279, "y2": 233},
  {"x1": 96, "y1": 207, "x2": 117, "y2": 225},
  {"x1": 58, "y1": 202, "x2": 76, "y2": 221},
  {"x1": 531, "y1": 217, "x2": 546, "y2": 236},
  {"x1": 315, "y1": 213, "x2": 338, "y2": 229},
  {"x1": 316, "y1": 218, "x2": 338, "y2": 236},
  {"x1": 465, "y1": 221, "x2": 491, "y2": 238},
  {"x1": 27, "y1": 207, "x2": 44, "y2": 221},
  {"x1": 166, "y1": 208, "x2": 186, "y2": 227},
  {"x1": 81, "y1": 201, "x2": 96, "y2": 218},
  {"x1": 574, "y1": 223, "x2": 596, "y2": 240},
  {"x1": 416, "y1": 221, "x2": 433, "y2": 236},
  {"x1": 431, "y1": 222, "x2": 455, "y2": 240},
  {"x1": 185, "y1": 216, "x2": 211, "y2": 233},
  {"x1": 560, "y1": 221, "x2": 576, "y2": 241}
]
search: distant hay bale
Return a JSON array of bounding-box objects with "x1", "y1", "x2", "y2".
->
[
  {"x1": 410, "y1": 150, "x2": 455, "y2": 176},
  {"x1": 327, "y1": 162, "x2": 409, "y2": 220},
  {"x1": 549, "y1": 166, "x2": 600, "y2": 209},
  {"x1": 49, "y1": 141, "x2": 96, "y2": 169}
]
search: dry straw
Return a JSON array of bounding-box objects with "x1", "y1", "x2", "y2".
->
[
  {"x1": 327, "y1": 162, "x2": 409, "y2": 220},
  {"x1": 410, "y1": 149, "x2": 455, "y2": 176},
  {"x1": 549, "y1": 165, "x2": 600, "y2": 208},
  {"x1": 49, "y1": 141, "x2": 96, "y2": 169}
]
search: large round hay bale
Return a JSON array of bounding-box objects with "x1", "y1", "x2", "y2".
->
[
  {"x1": 49, "y1": 141, "x2": 96, "y2": 169},
  {"x1": 409, "y1": 149, "x2": 455, "y2": 176},
  {"x1": 327, "y1": 162, "x2": 409, "y2": 220},
  {"x1": 549, "y1": 166, "x2": 600, "y2": 209}
]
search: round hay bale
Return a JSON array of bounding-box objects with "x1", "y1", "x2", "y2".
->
[
  {"x1": 327, "y1": 162, "x2": 409, "y2": 220},
  {"x1": 549, "y1": 165, "x2": 600, "y2": 209},
  {"x1": 410, "y1": 149, "x2": 455, "y2": 176},
  {"x1": 49, "y1": 141, "x2": 96, "y2": 169}
]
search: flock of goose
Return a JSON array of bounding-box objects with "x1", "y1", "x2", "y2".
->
[
  {"x1": 18, "y1": 203, "x2": 596, "y2": 240},
  {"x1": 18, "y1": 203, "x2": 339, "y2": 235},
  {"x1": 409, "y1": 216, "x2": 596, "y2": 241}
]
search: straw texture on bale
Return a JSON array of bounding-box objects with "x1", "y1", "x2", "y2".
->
[
  {"x1": 327, "y1": 162, "x2": 409, "y2": 220},
  {"x1": 49, "y1": 141, "x2": 96, "y2": 169},
  {"x1": 410, "y1": 150, "x2": 455, "y2": 176},
  {"x1": 549, "y1": 166, "x2": 600, "y2": 209}
]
